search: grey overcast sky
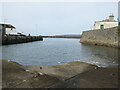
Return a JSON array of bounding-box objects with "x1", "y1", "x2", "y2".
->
[{"x1": 0, "y1": 2, "x2": 118, "y2": 35}]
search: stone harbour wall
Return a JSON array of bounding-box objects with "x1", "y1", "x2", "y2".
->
[
  {"x1": 80, "y1": 27, "x2": 120, "y2": 48},
  {"x1": 2, "y1": 35, "x2": 43, "y2": 45}
]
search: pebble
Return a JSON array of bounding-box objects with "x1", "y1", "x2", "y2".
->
[
  {"x1": 111, "y1": 73, "x2": 115, "y2": 76},
  {"x1": 38, "y1": 72, "x2": 44, "y2": 75},
  {"x1": 25, "y1": 70, "x2": 30, "y2": 72},
  {"x1": 23, "y1": 80, "x2": 26, "y2": 82},
  {"x1": 95, "y1": 67, "x2": 98, "y2": 69},
  {"x1": 8, "y1": 60, "x2": 10, "y2": 62},
  {"x1": 58, "y1": 62, "x2": 61, "y2": 64},
  {"x1": 40, "y1": 67, "x2": 42, "y2": 69}
]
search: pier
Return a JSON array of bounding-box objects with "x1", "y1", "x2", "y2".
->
[
  {"x1": 0, "y1": 23, "x2": 43, "y2": 45},
  {"x1": 2, "y1": 35, "x2": 43, "y2": 45}
]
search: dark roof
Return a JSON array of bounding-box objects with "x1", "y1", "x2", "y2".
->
[{"x1": 0, "y1": 24, "x2": 16, "y2": 28}]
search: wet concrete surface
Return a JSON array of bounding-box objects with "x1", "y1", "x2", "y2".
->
[{"x1": 1, "y1": 60, "x2": 119, "y2": 88}]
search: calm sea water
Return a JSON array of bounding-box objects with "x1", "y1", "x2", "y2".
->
[{"x1": 2, "y1": 38, "x2": 119, "y2": 67}]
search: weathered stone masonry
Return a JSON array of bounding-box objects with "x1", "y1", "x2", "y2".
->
[
  {"x1": 80, "y1": 27, "x2": 120, "y2": 48},
  {"x1": 2, "y1": 35, "x2": 43, "y2": 45}
]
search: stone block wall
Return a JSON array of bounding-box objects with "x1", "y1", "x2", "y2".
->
[{"x1": 80, "y1": 27, "x2": 120, "y2": 48}]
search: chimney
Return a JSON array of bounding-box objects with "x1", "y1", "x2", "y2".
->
[{"x1": 109, "y1": 14, "x2": 114, "y2": 21}]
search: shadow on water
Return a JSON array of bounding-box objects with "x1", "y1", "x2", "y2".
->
[{"x1": 80, "y1": 44, "x2": 118, "y2": 67}]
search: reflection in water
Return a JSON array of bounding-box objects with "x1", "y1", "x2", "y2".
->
[
  {"x1": 80, "y1": 44, "x2": 118, "y2": 67},
  {"x1": 2, "y1": 38, "x2": 119, "y2": 67}
]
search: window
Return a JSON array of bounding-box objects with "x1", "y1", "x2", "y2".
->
[{"x1": 100, "y1": 25, "x2": 104, "y2": 30}]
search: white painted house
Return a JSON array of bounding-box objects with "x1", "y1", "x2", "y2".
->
[
  {"x1": 0, "y1": 24, "x2": 17, "y2": 35},
  {"x1": 93, "y1": 14, "x2": 118, "y2": 30}
]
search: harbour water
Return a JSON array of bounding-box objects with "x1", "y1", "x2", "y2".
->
[{"x1": 2, "y1": 38, "x2": 118, "y2": 67}]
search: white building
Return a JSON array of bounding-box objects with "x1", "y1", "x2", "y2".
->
[
  {"x1": 93, "y1": 14, "x2": 118, "y2": 30},
  {"x1": 0, "y1": 24, "x2": 17, "y2": 35}
]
